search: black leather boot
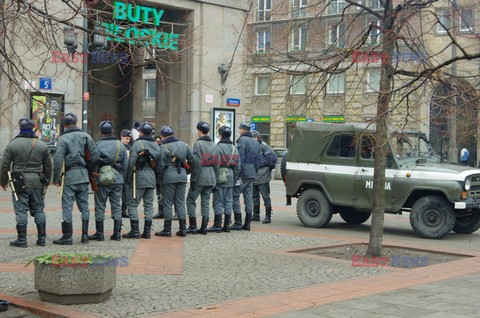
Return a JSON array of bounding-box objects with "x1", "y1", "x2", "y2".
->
[
  {"x1": 88, "y1": 221, "x2": 104, "y2": 241},
  {"x1": 153, "y1": 202, "x2": 164, "y2": 219},
  {"x1": 122, "y1": 220, "x2": 140, "y2": 239},
  {"x1": 186, "y1": 217, "x2": 198, "y2": 234},
  {"x1": 176, "y1": 219, "x2": 187, "y2": 237},
  {"x1": 53, "y1": 222, "x2": 73, "y2": 245},
  {"x1": 197, "y1": 217, "x2": 208, "y2": 235},
  {"x1": 155, "y1": 220, "x2": 172, "y2": 237},
  {"x1": 110, "y1": 220, "x2": 122, "y2": 241},
  {"x1": 10, "y1": 224, "x2": 27, "y2": 248},
  {"x1": 242, "y1": 213, "x2": 252, "y2": 231},
  {"x1": 263, "y1": 206, "x2": 272, "y2": 224},
  {"x1": 207, "y1": 214, "x2": 223, "y2": 233},
  {"x1": 141, "y1": 220, "x2": 152, "y2": 239},
  {"x1": 81, "y1": 220, "x2": 89, "y2": 244},
  {"x1": 36, "y1": 223, "x2": 46, "y2": 247},
  {"x1": 229, "y1": 213, "x2": 243, "y2": 231},
  {"x1": 252, "y1": 205, "x2": 260, "y2": 222},
  {"x1": 222, "y1": 214, "x2": 231, "y2": 232}
]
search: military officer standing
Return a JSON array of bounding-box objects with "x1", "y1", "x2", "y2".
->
[
  {"x1": 231, "y1": 122, "x2": 260, "y2": 231},
  {"x1": 0, "y1": 117, "x2": 52, "y2": 247},
  {"x1": 89, "y1": 121, "x2": 128, "y2": 241},
  {"x1": 120, "y1": 129, "x2": 132, "y2": 218},
  {"x1": 155, "y1": 126, "x2": 195, "y2": 237},
  {"x1": 212, "y1": 126, "x2": 240, "y2": 233},
  {"x1": 186, "y1": 122, "x2": 217, "y2": 234},
  {"x1": 251, "y1": 131, "x2": 276, "y2": 224},
  {"x1": 52, "y1": 113, "x2": 99, "y2": 245},
  {"x1": 123, "y1": 122, "x2": 160, "y2": 239}
]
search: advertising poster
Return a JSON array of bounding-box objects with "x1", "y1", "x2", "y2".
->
[
  {"x1": 31, "y1": 94, "x2": 64, "y2": 145},
  {"x1": 213, "y1": 108, "x2": 235, "y2": 144}
]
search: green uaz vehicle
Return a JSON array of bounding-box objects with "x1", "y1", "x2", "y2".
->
[{"x1": 282, "y1": 123, "x2": 480, "y2": 239}]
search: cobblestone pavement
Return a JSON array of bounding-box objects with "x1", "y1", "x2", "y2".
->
[{"x1": 1, "y1": 180, "x2": 480, "y2": 317}]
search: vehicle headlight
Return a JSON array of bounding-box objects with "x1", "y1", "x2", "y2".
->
[{"x1": 465, "y1": 178, "x2": 471, "y2": 191}]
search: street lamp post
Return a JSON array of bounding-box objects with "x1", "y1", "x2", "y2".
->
[{"x1": 63, "y1": 13, "x2": 107, "y2": 132}]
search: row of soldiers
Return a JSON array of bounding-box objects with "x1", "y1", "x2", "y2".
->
[{"x1": 0, "y1": 114, "x2": 276, "y2": 247}]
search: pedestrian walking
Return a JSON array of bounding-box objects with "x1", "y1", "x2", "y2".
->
[
  {"x1": 52, "y1": 113, "x2": 99, "y2": 245},
  {"x1": 131, "y1": 122, "x2": 140, "y2": 142},
  {"x1": 120, "y1": 129, "x2": 132, "y2": 218},
  {"x1": 231, "y1": 122, "x2": 261, "y2": 231},
  {"x1": 186, "y1": 122, "x2": 216, "y2": 234},
  {"x1": 461, "y1": 146, "x2": 470, "y2": 165},
  {"x1": 89, "y1": 121, "x2": 128, "y2": 241},
  {"x1": 0, "y1": 117, "x2": 52, "y2": 247},
  {"x1": 123, "y1": 122, "x2": 161, "y2": 239},
  {"x1": 155, "y1": 126, "x2": 195, "y2": 237},
  {"x1": 212, "y1": 126, "x2": 240, "y2": 233},
  {"x1": 251, "y1": 131, "x2": 276, "y2": 224}
]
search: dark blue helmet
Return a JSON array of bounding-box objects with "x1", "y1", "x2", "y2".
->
[
  {"x1": 139, "y1": 122, "x2": 153, "y2": 135},
  {"x1": 218, "y1": 125, "x2": 231, "y2": 138},
  {"x1": 196, "y1": 121, "x2": 210, "y2": 134},
  {"x1": 19, "y1": 117, "x2": 34, "y2": 131},
  {"x1": 64, "y1": 113, "x2": 78, "y2": 125},
  {"x1": 160, "y1": 126, "x2": 174, "y2": 137},
  {"x1": 100, "y1": 121, "x2": 114, "y2": 134}
]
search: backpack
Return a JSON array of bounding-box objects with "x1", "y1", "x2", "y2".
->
[
  {"x1": 217, "y1": 145, "x2": 236, "y2": 184},
  {"x1": 98, "y1": 141, "x2": 121, "y2": 186}
]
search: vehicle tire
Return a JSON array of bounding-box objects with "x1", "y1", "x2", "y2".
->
[
  {"x1": 410, "y1": 195, "x2": 455, "y2": 239},
  {"x1": 280, "y1": 153, "x2": 288, "y2": 183},
  {"x1": 297, "y1": 188, "x2": 333, "y2": 228},
  {"x1": 339, "y1": 208, "x2": 371, "y2": 225},
  {"x1": 453, "y1": 210, "x2": 480, "y2": 234}
]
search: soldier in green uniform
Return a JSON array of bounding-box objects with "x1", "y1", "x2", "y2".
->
[
  {"x1": 0, "y1": 118, "x2": 52, "y2": 247},
  {"x1": 212, "y1": 126, "x2": 240, "y2": 232},
  {"x1": 52, "y1": 113, "x2": 99, "y2": 245},
  {"x1": 123, "y1": 122, "x2": 161, "y2": 239},
  {"x1": 89, "y1": 121, "x2": 128, "y2": 241},
  {"x1": 186, "y1": 122, "x2": 217, "y2": 234},
  {"x1": 155, "y1": 126, "x2": 195, "y2": 237},
  {"x1": 231, "y1": 122, "x2": 261, "y2": 231},
  {"x1": 251, "y1": 131, "x2": 276, "y2": 224}
]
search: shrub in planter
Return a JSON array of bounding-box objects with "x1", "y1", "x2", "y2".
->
[{"x1": 27, "y1": 253, "x2": 117, "y2": 305}]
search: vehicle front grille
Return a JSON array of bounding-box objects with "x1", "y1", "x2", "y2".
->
[{"x1": 469, "y1": 186, "x2": 480, "y2": 198}]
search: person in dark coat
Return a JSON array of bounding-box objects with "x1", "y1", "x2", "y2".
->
[
  {"x1": 155, "y1": 126, "x2": 195, "y2": 237},
  {"x1": 231, "y1": 122, "x2": 261, "y2": 231},
  {"x1": 0, "y1": 117, "x2": 52, "y2": 247},
  {"x1": 52, "y1": 113, "x2": 99, "y2": 245},
  {"x1": 89, "y1": 121, "x2": 128, "y2": 241}
]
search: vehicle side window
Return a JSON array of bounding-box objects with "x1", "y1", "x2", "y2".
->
[
  {"x1": 327, "y1": 134, "x2": 355, "y2": 158},
  {"x1": 361, "y1": 136, "x2": 374, "y2": 160}
]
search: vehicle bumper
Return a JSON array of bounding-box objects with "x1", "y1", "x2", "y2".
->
[{"x1": 455, "y1": 198, "x2": 480, "y2": 209}]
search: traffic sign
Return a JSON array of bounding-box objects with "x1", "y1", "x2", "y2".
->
[
  {"x1": 39, "y1": 78, "x2": 52, "y2": 90},
  {"x1": 251, "y1": 123, "x2": 257, "y2": 130}
]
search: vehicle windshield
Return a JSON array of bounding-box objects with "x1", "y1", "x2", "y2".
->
[{"x1": 389, "y1": 132, "x2": 440, "y2": 163}]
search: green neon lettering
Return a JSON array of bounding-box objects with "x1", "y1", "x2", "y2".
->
[
  {"x1": 169, "y1": 33, "x2": 179, "y2": 51},
  {"x1": 127, "y1": 4, "x2": 141, "y2": 23},
  {"x1": 125, "y1": 27, "x2": 139, "y2": 45},
  {"x1": 140, "y1": 29, "x2": 151, "y2": 46},
  {"x1": 141, "y1": 6, "x2": 153, "y2": 23},
  {"x1": 113, "y1": 1, "x2": 126, "y2": 20},
  {"x1": 152, "y1": 8, "x2": 164, "y2": 26}
]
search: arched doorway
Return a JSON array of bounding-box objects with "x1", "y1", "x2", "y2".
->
[{"x1": 430, "y1": 80, "x2": 478, "y2": 165}]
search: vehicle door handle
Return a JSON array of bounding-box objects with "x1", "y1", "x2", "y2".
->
[{"x1": 361, "y1": 169, "x2": 368, "y2": 172}]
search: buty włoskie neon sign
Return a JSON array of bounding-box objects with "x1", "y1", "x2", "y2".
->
[{"x1": 102, "y1": 1, "x2": 179, "y2": 51}]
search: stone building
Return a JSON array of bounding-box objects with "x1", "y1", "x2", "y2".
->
[{"x1": 245, "y1": 0, "x2": 480, "y2": 164}]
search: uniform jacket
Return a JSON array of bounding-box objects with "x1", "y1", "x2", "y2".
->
[
  {"x1": 127, "y1": 136, "x2": 161, "y2": 189},
  {"x1": 214, "y1": 139, "x2": 241, "y2": 188},
  {"x1": 96, "y1": 135, "x2": 128, "y2": 185},
  {"x1": 0, "y1": 131, "x2": 52, "y2": 189},
  {"x1": 236, "y1": 132, "x2": 260, "y2": 179},
  {"x1": 190, "y1": 136, "x2": 216, "y2": 187},
  {"x1": 254, "y1": 141, "x2": 274, "y2": 185},
  {"x1": 158, "y1": 136, "x2": 195, "y2": 185},
  {"x1": 53, "y1": 127, "x2": 99, "y2": 185}
]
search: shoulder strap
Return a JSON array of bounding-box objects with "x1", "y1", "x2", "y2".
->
[
  {"x1": 113, "y1": 141, "x2": 121, "y2": 164},
  {"x1": 164, "y1": 143, "x2": 174, "y2": 156},
  {"x1": 22, "y1": 138, "x2": 37, "y2": 170},
  {"x1": 226, "y1": 144, "x2": 236, "y2": 167}
]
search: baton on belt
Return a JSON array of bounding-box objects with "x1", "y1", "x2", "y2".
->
[
  {"x1": 7, "y1": 171, "x2": 19, "y2": 202},
  {"x1": 60, "y1": 161, "x2": 65, "y2": 201},
  {"x1": 132, "y1": 166, "x2": 137, "y2": 200}
]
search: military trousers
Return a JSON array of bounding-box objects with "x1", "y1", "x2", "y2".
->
[
  {"x1": 233, "y1": 178, "x2": 254, "y2": 215},
  {"x1": 94, "y1": 184, "x2": 123, "y2": 221},
  {"x1": 122, "y1": 183, "x2": 130, "y2": 214},
  {"x1": 186, "y1": 184, "x2": 213, "y2": 218},
  {"x1": 162, "y1": 182, "x2": 186, "y2": 220},
  {"x1": 62, "y1": 183, "x2": 90, "y2": 222},
  {"x1": 213, "y1": 186, "x2": 233, "y2": 216},
  {"x1": 12, "y1": 187, "x2": 46, "y2": 225},
  {"x1": 128, "y1": 187, "x2": 155, "y2": 221},
  {"x1": 253, "y1": 183, "x2": 271, "y2": 207}
]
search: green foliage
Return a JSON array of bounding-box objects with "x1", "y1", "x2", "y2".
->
[{"x1": 25, "y1": 252, "x2": 114, "y2": 267}]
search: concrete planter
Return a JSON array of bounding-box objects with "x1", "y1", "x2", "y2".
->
[{"x1": 34, "y1": 261, "x2": 116, "y2": 305}]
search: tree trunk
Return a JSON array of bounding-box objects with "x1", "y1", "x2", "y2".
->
[{"x1": 367, "y1": 1, "x2": 395, "y2": 257}]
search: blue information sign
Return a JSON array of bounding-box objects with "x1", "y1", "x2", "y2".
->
[
  {"x1": 226, "y1": 98, "x2": 240, "y2": 106},
  {"x1": 39, "y1": 78, "x2": 52, "y2": 90},
  {"x1": 251, "y1": 123, "x2": 257, "y2": 130},
  {"x1": 306, "y1": 118, "x2": 315, "y2": 122}
]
